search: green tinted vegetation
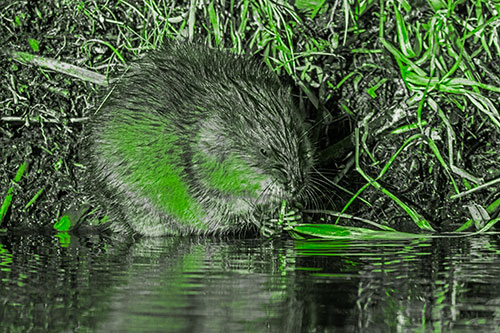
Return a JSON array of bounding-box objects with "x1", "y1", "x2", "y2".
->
[
  {"x1": 0, "y1": 162, "x2": 26, "y2": 226},
  {"x1": 1, "y1": 0, "x2": 499, "y2": 239}
]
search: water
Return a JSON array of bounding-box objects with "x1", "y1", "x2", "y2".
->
[{"x1": 1, "y1": 232, "x2": 500, "y2": 332}]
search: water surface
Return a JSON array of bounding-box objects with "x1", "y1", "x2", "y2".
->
[{"x1": 1, "y1": 232, "x2": 499, "y2": 332}]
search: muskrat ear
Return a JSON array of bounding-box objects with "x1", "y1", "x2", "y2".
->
[{"x1": 259, "y1": 148, "x2": 268, "y2": 157}]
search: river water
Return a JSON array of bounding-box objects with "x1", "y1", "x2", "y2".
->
[{"x1": 1, "y1": 232, "x2": 499, "y2": 332}]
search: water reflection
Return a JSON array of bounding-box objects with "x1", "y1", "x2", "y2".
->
[{"x1": 0, "y1": 232, "x2": 499, "y2": 332}]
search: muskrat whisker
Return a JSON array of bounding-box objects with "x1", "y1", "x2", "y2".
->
[
  {"x1": 313, "y1": 169, "x2": 341, "y2": 175},
  {"x1": 309, "y1": 189, "x2": 323, "y2": 212},
  {"x1": 302, "y1": 186, "x2": 316, "y2": 210},
  {"x1": 312, "y1": 166, "x2": 349, "y2": 192},
  {"x1": 306, "y1": 181, "x2": 330, "y2": 210},
  {"x1": 307, "y1": 176, "x2": 340, "y2": 208}
]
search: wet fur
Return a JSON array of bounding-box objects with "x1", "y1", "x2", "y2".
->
[{"x1": 84, "y1": 42, "x2": 313, "y2": 236}]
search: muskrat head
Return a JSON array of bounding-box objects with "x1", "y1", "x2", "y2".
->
[{"x1": 193, "y1": 82, "x2": 314, "y2": 214}]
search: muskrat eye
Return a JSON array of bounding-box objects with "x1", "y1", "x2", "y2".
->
[{"x1": 260, "y1": 148, "x2": 268, "y2": 157}]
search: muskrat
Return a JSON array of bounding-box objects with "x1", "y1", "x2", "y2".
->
[{"x1": 84, "y1": 42, "x2": 314, "y2": 236}]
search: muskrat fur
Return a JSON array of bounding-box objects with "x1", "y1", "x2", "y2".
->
[{"x1": 84, "y1": 42, "x2": 314, "y2": 236}]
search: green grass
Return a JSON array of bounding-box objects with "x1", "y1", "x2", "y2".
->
[
  {"x1": 0, "y1": 162, "x2": 26, "y2": 225},
  {"x1": 0, "y1": 0, "x2": 499, "y2": 238}
]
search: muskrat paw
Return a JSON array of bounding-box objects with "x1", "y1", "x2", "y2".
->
[
  {"x1": 260, "y1": 207, "x2": 303, "y2": 237},
  {"x1": 259, "y1": 220, "x2": 282, "y2": 238},
  {"x1": 279, "y1": 208, "x2": 303, "y2": 230}
]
